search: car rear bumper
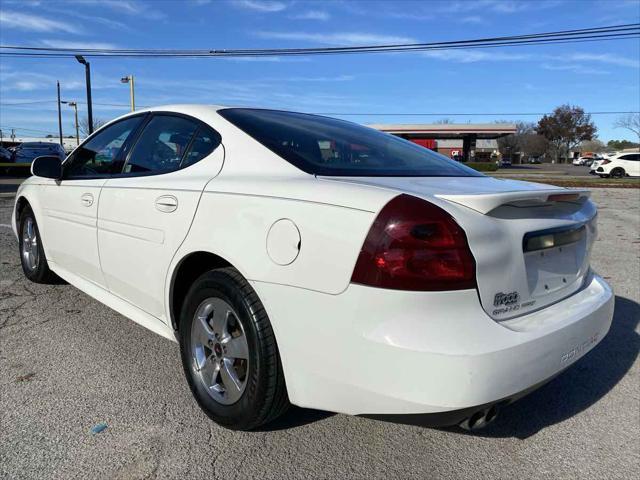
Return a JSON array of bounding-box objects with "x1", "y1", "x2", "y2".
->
[{"x1": 253, "y1": 272, "x2": 614, "y2": 416}]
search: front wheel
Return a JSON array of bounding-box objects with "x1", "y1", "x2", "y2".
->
[
  {"x1": 178, "y1": 267, "x2": 289, "y2": 430},
  {"x1": 18, "y1": 207, "x2": 59, "y2": 283}
]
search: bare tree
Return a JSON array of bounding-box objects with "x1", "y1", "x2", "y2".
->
[
  {"x1": 497, "y1": 121, "x2": 539, "y2": 163},
  {"x1": 78, "y1": 117, "x2": 106, "y2": 137},
  {"x1": 613, "y1": 113, "x2": 640, "y2": 143},
  {"x1": 579, "y1": 139, "x2": 606, "y2": 153}
]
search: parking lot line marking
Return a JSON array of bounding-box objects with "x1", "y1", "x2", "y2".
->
[{"x1": 0, "y1": 224, "x2": 13, "y2": 229}]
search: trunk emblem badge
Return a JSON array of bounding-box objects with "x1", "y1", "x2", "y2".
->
[{"x1": 494, "y1": 291, "x2": 520, "y2": 307}]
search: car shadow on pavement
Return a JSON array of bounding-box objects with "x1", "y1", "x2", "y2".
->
[
  {"x1": 363, "y1": 295, "x2": 639, "y2": 440},
  {"x1": 256, "y1": 406, "x2": 335, "y2": 431}
]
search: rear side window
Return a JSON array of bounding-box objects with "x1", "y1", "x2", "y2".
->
[
  {"x1": 181, "y1": 127, "x2": 221, "y2": 168},
  {"x1": 122, "y1": 115, "x2": 220, "y2": 174},
  {"x1": 219, "y1": 108, "x2": 482, "y2": 177},
  {"x1": 619, "y1": 154, "x2": 639, "y2": 161},
  {"x1": 124, "y1": 115, "x2": 199, "y2": 174}
]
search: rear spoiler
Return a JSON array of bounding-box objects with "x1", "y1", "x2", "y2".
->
[{"x1": 435, "y1": 189, "x2": 590, "y2": 214}]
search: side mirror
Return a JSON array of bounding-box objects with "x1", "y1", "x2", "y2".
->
[{"x1": 31, "y1": 156, "x2": 62, "y2": 180}]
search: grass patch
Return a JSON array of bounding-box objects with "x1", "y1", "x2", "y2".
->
[
  {"x1": 467, "y1": 162, "x2": 499, "y2": 172},
  {"x1": 490, "y1": 175, "x2": 640, "y2": 188}
]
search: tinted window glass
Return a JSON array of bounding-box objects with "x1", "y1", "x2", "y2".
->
[
  {"x1": 64, "y1": 116, "x2": 142, "y2": 178},
  {"x1": 219, "y1": 108, "x2": 482, "y2": 177},
  {"x1": 181, "y1": 127, "x2": 221, "y2": 168},
  {"x1": 619, "y1": 154, "x2": 639, "y2": 161},
  {"x1": 124, "y1": 115, "x2": 199, "y2": 174}
]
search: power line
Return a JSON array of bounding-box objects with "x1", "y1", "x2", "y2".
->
[
  {"x1": 0, "y1": 100, "x2": 143, "y2": 108},
  {"x1": 0, "y1": 24, "x2": 638, "y2": 58},
  {"x1": 0, "y1": 125, "x2": 58, "y2": 135}
]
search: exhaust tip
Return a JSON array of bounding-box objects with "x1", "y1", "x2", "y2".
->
[{"x1": 459, "y1": 405, "x2": 500, "y2": 431}]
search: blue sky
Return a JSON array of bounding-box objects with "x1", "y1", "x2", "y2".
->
[{"x1": 0, "y1": 0, "x2": 639, "y2": 141}]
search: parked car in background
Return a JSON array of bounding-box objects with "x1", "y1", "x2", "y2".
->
[
  {"x1": 0, "y1": 146, "x2": 12, "y2": 161},
  {"x1": 527, "y1": 156, "x2": 542, "y2": 164},
  {"x1": 13, "y1": 105, "x2": 613, "y2": 432},
  {"x1": 594, "y1": 151, "x2": 640, "y2": 178},
  {"x1": 573, "y1": 156, "x2": 592, "y2": 166},
  {"x1": 10, "y1": 142, "x2": 66, "y2": 164},
  {"x1": 497, "y1": 158, "x2": 512, "y2": 167}
]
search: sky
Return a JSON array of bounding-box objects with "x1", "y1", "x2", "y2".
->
[{"x1": 0, "y1": 0, "x2": 639, "y2": 142}]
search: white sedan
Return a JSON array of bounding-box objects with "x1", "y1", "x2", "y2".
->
[{"x1": 13, "y1": 106, "x2": 614, "y2": 431}]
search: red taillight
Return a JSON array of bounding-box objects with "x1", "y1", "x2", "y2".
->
[
  {"x1": 600, "y1": 159, "x2": 611, "y2": 165},
  {"x1": 351, "y1": 194, "x2": 477, "y2": 291}
]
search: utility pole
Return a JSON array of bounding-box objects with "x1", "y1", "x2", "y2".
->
[
  {"x1": 57, "y1": 81, "x2": 63, "y2": 146},
  {"x1": 120, "y1": 75, "x2": 135, "y2": 111},
  {"x1": 75, "y1": 55, "x2": 94, "y2": 134}
]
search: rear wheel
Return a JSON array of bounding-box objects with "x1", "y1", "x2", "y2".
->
[
  {"x1": 610, "y1": 167, "x2": 625, "y2": 178},
  {"x1": 178, "y1": 267, "x2": 289, "y2": 430},
  {"x1": 18, "y1": 207, "x2": 59, "y2": 284}
]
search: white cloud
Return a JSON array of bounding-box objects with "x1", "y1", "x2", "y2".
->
[
  {"x1": 66, "y1": 0, "x2": 166, "y2": 19},
  {"x1": 422, "y1": 49, "x2": 530, "y2": 63},
  {"x1": 255, "y1": 31, "x2": 415, "y2": 45},
  {"x1": 460, "y1": 16, "x2": 484, "y2": 24},
  {"x1": 264, "y1": 75, "x2": 354, "y2": 82},
  {"x1": 439, "y1": 0, "x2": 561, "y2": 14},
  {"x1": 289, "y1": 10, "x2": 330, "y2": 21},
  {"x1": 220, "y1": 56, "x2": 310, "y2": 62},
  {"x1": 421, "y1": 49, "x2": 639, "y2": 70},
  {"x1": 542, "y1": 63, "x2": 610, "y2": 75},
  {"x1": 232, "y1": 0, "x2": 287, "y2": 12},
  {"x1": 0, "y1": 11, "x2": 81, "y2": 34},
  {"x1": 40, "y1": 40, "x2": 118, "y2": 50},
  {"x1": 564, "y1": 53, "x2": 640, "y2": 69}
]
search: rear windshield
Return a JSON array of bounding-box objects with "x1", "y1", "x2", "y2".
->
[{"x1": 219, "y1": 108, "x2": 483, "y2": 177}]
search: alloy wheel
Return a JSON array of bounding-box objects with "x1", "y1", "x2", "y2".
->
[
  {"x1": 21, "y1": 217, "x2": 39, "y2": 271},
  {"x1": 190, "y1": 297, "x2": 250, "y2": 405}
]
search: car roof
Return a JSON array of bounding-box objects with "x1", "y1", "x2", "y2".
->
[{"x1": 20, "y1": 142, "x2": 61, "y2": 147}]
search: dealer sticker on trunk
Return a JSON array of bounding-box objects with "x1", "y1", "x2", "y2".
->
[{"x1": 492, "y1": 290, "x2": 535, "y2": 316}]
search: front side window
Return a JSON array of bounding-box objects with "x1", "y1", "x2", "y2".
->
[
  {"x1": 219, "y1": 108, "x2": 482, "y2": 177},
  {"x1": 64, "y1": 116, "x2": 143, "y2": 178},
  {"x1": 123, "y1": 115, "x2": 200, "y2": 174}
]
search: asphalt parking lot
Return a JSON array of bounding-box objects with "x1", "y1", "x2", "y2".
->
[{"x1": 1, "y1": 189, "x2": 638, "y2": 480}]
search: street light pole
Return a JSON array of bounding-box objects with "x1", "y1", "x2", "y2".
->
[
  {"x1": 120, "y1": 75, "x2": 135, "y2": 111},
  {"x1": 75, "y1": 55, "x2": 94, "y2": 134},
  {"x1": 62, "y1": 101, "x2": 80, "y2": 145},
  {"x1": 57, "y1": 81, "x2": 63, "y2": 146}
]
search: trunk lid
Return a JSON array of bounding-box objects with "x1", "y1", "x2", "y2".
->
[{"x1": 321, "y1": 176, "x2": 597, "y2": 320}]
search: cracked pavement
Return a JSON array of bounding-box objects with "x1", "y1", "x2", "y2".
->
[{"x1": 1, "y1": 189, "x2": 639, "y2": 480}]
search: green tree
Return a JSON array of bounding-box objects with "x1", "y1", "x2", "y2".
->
[
  {"x1": 536, "y1": 105, "x2": 596, "y2": 163},
  {"x1": 607, "y1": 139, "x2": 640, "y2": 150}
]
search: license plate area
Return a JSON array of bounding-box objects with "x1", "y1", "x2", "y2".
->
[{"x1": 524, "y1": 224, "x2": 587, "y2": 298}]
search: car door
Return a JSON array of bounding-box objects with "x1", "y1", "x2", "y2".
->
[
  {"x1": 621, "y1": 153, "x2": 640, "y2": 176},
  {"x1": 38, "y1": 115, "x2": 144, "y2": 287},
  {"x1": 97, "y1": 113, "x2": 223, "y2": 321}
]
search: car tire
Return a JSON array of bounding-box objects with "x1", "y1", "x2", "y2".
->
[
  {"x1": 179, "y1": 267, "x2": 289, "y2": 430},
  {"x1": 18, "y1": 206, "x2": 60, "y2": 284},
  {"x1": 610, "y1": 168, "x2": 625, "y2": 179}
]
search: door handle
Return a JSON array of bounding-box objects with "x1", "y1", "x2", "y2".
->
[
  {"x1": 155, "y1": 195, "x2": 178, "y2": 213},
  {"x1": 81, "y1": 193, "x2": 94, "y2": 207}
]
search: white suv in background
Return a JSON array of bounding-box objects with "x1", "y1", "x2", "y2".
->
[{"x1": 594, "y1": 152, "x2": 640, "y2": 178}]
